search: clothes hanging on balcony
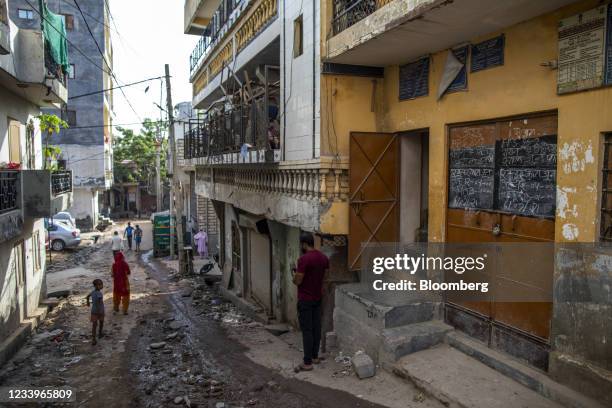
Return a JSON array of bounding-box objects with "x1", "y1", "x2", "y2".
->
[{"x1": 40, "y1": 1, "x2": 70, "y2": 75}]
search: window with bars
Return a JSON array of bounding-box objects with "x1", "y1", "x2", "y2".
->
[{"x1": 601, "y1": 134, "x2": 612, "y2": 241}]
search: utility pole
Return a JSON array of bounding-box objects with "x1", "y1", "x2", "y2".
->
[
  {"x1": 155, "y1": 128, "x2": 162, "y2": 212},
  {"x1": 165, "y1": 64, "x2": 185, "y2": 272}
]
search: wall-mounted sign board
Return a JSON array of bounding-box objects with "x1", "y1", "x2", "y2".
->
[
  {"x1": 558, "y1": 5, "x2": 607, "y2": 94},
  {"x1": 605, "y1": 5, "x2": 612, "y2": 85}
]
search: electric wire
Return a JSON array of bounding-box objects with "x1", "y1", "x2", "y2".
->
[{"x1": 72, "y1": 0, "x2": 142, "y2": 122}]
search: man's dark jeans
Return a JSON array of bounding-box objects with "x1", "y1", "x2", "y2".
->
[
  {"x1": 126, "y1": 235, "x2": 133, "y2": 250},
  {"x1": 298, "y1": 299, "x2": 322, "y2": 365}
]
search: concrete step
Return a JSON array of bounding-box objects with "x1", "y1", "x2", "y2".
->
[
  {"x1": 446, "y1": 331, "x2": 604, "y2": 408},
  {"x1": 394, "y1": 345, "x2": 562, "y2": 408},
  {"x1": 333, "y1": 306, "x2": 381, "y2": 360},
  {"x1": 379, "y1": 320, "x2": 453, "y2": 367},
  {"x1": 335, "y1": 283, "x2": 439, "y2": 332},
  {"x1": 25, "y1": 306, "x2": 49, "y2": 331}
]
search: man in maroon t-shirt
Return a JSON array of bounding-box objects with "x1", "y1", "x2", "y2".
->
[{"x1": 292, "y1": 232, "x2": 329, "y2": 371}]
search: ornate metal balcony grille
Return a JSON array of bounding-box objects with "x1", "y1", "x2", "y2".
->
[
  {"x1": 51, "y1": 170, "x2": 72, "y2": 196},
  {"x1": 0, "y1": 170, "x2": 19, "y2": 215},
  {"x1": 332, "y1": 0, "x2": 393, "y2": 35}
]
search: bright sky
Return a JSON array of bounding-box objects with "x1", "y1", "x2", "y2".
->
[{"x1": 108, "y1": 0, "x2": 198, "y2": 132}]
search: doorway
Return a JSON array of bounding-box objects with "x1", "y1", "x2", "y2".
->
[
  {"x1": 399, "y1": 131, "x2": 429, "y2": 243},
  {"x1": 348, "y1": 130, "x2": 430, "y2": 271},
  {"x1": 445, "y1": 112, "x2": 557, "y2": 370}
]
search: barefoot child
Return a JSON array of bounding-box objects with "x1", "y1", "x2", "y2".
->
[{"x1": 86, "y1": 279, "x2": 105, "y2": 345}]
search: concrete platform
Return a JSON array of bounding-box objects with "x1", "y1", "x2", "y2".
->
[
  {"x1": 379, "y1": 320, "x2": 453, "y2": 367},
  {"x1": 335, "y1": 283, "x2": 440, "y2": 331},
  {"x1": 394, "y1": 345, "x2": 562, "y2": 408},
  {"x1": 446, "y1": 332, "x2": 604, "y2": 408},
  {"x1": 0, "y1": 305, "x2": 49, "y2": 367}
]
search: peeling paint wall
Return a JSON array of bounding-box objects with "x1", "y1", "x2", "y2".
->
[
  {"x1": 371, "y1": 0, "x2": 612, "y2": 244},
  {"x1": 551, "y1": 246, "x2": 612, "y2": 404},
  {"x1": 323, "y1": 0, "x2": 612, "y2": 399}
]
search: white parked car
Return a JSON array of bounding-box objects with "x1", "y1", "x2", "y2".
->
[
  {"x1": 46, "y1": 219, "x2": 81, "y2": 251},
  {"x1": 52, "y1": 211, "x2": 76, "y2": 228}
]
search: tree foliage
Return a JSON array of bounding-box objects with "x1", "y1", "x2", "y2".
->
[
  {"x1": 113, "y1": 119, "x2": 167, "y2": 184},
  {"x1": 37, "y1": 113, "x2": 68, "y2": 170}
]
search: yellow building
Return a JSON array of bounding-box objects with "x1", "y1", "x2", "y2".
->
[
  {"x1": 322, "y1": 0, "x2": 611, "y2": 404},
  {"x1": 185, "y1": 0, "x2": 610, "y2": 403}
]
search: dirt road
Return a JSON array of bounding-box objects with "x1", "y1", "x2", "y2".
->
[{"x1": 0, "y1": 221, "x2": 436, "y2": 408}]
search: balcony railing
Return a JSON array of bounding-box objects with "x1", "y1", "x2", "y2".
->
[
  {"x1": 0, "y1": 170, "x2": 19, "y2": 215},
  {"x1": 332, "y1": 0, "x2": 393, "y2": 35},
  {"x1": 51, "y1": 170, "x2": 72, "y2": 196},
  {"x1": 189, "y1": 0, "x2": 243, "y2": 74},
  {"x1": 185, "y1": 67, "x2": 280, "y2": 161}
]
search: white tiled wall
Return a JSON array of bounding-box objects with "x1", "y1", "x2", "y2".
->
[{"x1": 281, "y1": 0, "x2": 321, "y2": 162}]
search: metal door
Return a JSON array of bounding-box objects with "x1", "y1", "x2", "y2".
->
[
  {"x1": 349, "y1": 132, "x2": 399, "y2": 271},
  {"x1": 445, "y1": 114, "x2": 557, "y2": 368},
  {"x1": 249, "y1": 229, "x2": 272, "y2": 314}
]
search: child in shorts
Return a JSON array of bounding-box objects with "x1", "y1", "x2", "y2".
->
[{"x1": 86, "y1": 279, "x2": 105, "y2": 345}]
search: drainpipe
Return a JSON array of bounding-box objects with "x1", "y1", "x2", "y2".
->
[
  {"x1": 282, "y1": 0, "x2": 286, "y2": 161},
  {"x1": 312, "y1": 0, "x2": 316, "y2": 159}
]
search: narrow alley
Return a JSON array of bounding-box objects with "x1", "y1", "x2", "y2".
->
[
  {"x1": 1, "y1": 1, "x2": 610, "y2": 407},
  {"x1": 0, "y1": 222, "x2": 440, "y2": 408}
]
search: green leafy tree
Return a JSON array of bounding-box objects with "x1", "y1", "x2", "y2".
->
[
  {"x1": 113, "y1": 119, "x2": 167, "y2": 185},
  {"x1": 37, "y1": 113, "x2": 68, "y2": 170}
]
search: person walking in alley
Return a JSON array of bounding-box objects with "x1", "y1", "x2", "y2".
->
[
  {"x1": 86, "y1": 279, "x2": 105, "y2": 345},
  {"x1": 193, "y1": 228, "x2": 209, "y2": 258},
  {"x1": 124, "y1": 222, "x2": 135, "y2": 250},
  {"x1": 293, "y1": 232, "x2": 329, "y2": 372},
  {"x1": 134, "y1": 225, "x2": 143, "y2": 252},
  {"x1": 111, "y1": 231, "x2": 123, "y2": 255},
  {"x1": 111, "y1": 252, "x2": 131, "y2": 315}
]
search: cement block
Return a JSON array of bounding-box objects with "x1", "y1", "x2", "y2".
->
[
  {"x1": 379, "y1": 320, "x2": 452, "y2": 366},
  {"x1": 352, "y1": 352, "x2": 376, "y2": 379},
  {"x1": 333, "y1": 307, "x2": 381, "y2": 361},
  {"x1": 325, "y1": 331, "x2": 337, "y2": 350}
]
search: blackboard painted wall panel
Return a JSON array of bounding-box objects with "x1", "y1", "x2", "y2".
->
[{"x1": 448, "y1": 115, "x2": 558, "y2": 218}]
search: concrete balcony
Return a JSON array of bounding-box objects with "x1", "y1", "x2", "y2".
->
[
  {"x1": 0, "y1": 1, "x2": 10, "y2": 55},
  {"x1": 0, "y1": 21, "x2": 67, "y2": 107},
  {"x1": 324, "y1": 0, "x2": 577, "y2": 66},
  {"x1": 194, "y1": 160, "x2": 349, "y2": 234},
  {"x1": 185, "y1": 0, "x2": 221, "y2": 35},
  {"x1": 22, "y1": 170, "x2": 73, "y2": 218},
  {"x1": 0, "y1": 170, "x2": 23, "y2": 244},
  {"x1": 190, "y1": 0, "x2": 279, "y2": 109}
]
